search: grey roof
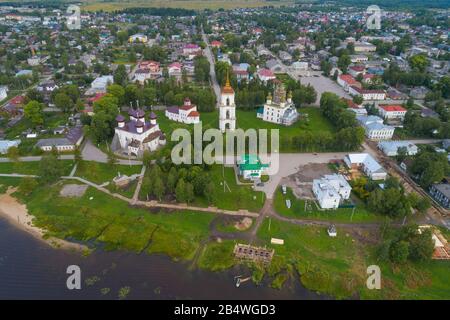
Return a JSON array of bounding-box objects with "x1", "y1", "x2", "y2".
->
[
  {"x1": 65, "y1": 126, "x2": 83, "y2": 144},
  {"x1": 432, "y1": 184, "x2": 450, "y2": 199},
  {"x1": 35, "y1": 138, "x2": 73, "y2": 147}
]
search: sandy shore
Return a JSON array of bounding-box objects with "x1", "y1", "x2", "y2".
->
[{"x1": 0, "y1": 187, "x2": 88, "y2": 252}]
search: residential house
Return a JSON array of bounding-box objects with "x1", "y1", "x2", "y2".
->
[
  {"x1": 337, "y1": 74, "x2": 361, "y2": 92},
  {"x1": 378, "y1": 141, "x2": 418, "y2": 156},
  {"x1": 344, "y1": 153, "x2": 387, "y2": 180},
  {"x1": 349, "y1": 86, "x2": 386, "y2": 101},
  {"x1": 257, "y1": 68, "x2": 276, "y2": 83}
]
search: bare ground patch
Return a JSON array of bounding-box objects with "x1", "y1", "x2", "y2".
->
[{"x1": 59, "y1": 184, "x2": 88, "y2": 198}]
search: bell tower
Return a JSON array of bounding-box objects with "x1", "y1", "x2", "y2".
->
[{"x1": 219, "y1": 71, "x2": 236, "y2": 132}]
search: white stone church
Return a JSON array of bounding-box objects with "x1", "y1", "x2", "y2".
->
[{"x1": 112, "y1": 108, "x2": 166, "y2": 157}]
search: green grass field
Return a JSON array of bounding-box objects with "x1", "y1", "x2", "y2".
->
[
  {"x1": 82, "y1": 0, "x2": 294, "y2": 11},
  {"x1": 191, "y1": 165, "x2": 265, "y2": 212},
  {"x1": 156, "y1": 107, "x2": 335, "y2": 153},
  {"x1": 9, "y1": 181, "x2": 214, "y2": 260},
  {"x1": 74, "y1": 161, "x2": 143, "y2": 185},
  {"x1": 0, "y1": 160, "x2": 75, "y2": 176},
  {"x1": 274, "y1": 187, "x2": 385, "y2": 223}
]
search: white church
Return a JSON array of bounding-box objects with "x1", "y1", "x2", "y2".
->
[
  {"x1": 219, "y1": 74, "x2": 236, "y2": 132},
  {"x1": 257, "y1": 82, "x2": 299, "y2": 126},
  {"x1": 165, "y1": 97, "x2": 200, "y2": 124},
  {"x1": 112, "y1": 108, "x2": 166, "y2": 157}
]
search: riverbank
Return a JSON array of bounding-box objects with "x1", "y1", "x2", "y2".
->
[{"x1": 0, "y1": 187, "x2": 88, "y2": 252}]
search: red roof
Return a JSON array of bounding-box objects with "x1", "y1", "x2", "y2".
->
[
  {"x1": 379, "y1": 105, "x2": 407, "y2": 112},
  {"x1": 10, "y1": 95, "x2": 25, "y2": 105},
  {"x1": 211, "y1": 40, "x2": 222, "y2": 47},
  {"x1": 87, "y1": 93, "x2": 106, "y2": 103},
  {"x1": 258, "y1": 68, "x2": 275, "y2": 77},
  {"x1": 339, "y1": 74, "x2": 358, "y2": 85},
  {"x1": 350, "y1": 65, "x2": 365, "y2": 72},
  {"x1": 169, "y1": 62, "x2": 182, "y2": 69},
  {"x1": 188, "y1": 111, "x2": 200, "y2": 117}
]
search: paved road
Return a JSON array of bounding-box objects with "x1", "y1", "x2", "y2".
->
[
  {"x1": 82, "y1": 139, "x2": 142, "y2": 165},
  {"x1": 0, "y1": 155, "x2": 75, "y2": 162},
  {"x1": 201, "y1": 27, "x2": 221, "y2": 108}
]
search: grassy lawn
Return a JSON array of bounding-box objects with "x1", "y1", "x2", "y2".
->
[
  {"x1": 75, "y1": 161, "x2": 142, "y2": 185},
  {"x1": 197, "y1": 240, "x2": 236, "y2": 272},
  {"x1": 0, "y1": 160, "x2": 75, "y2": 176},
  {"x1": 10, "y1": 182, "x2": 214, "y2": 261},
  {"x1": 192, "y1": 165, "x2": 265, "y2": 212},
  {"x1": 274, "y1": 187, "x2": 385, "y2": 223},
  {"x1": 257, "y1": 217, "x2": 366, "y2": 298},
  {"x1": 4, "y1": 113, "x2": 68, "y2": 140},
  {"x1": 236, "y1": 107, "x2": 335, "y2": 152}
]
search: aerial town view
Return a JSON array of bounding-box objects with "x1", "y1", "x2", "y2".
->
[{"x1": 0, "y1": 0, "x2": 449, "y2": 307}]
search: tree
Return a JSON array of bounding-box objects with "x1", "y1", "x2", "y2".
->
[
  {"x1": 24, "y1": 100, "x2": 44, "y2": 128},
  {"x1": 107, "y1": 149, "x2": 117, "y2": 166},
  {"x1": 7, "y1": 146, "x2": 20, "y2": 162},
  {"x1": 185, "y1": 181, "x2": 194, "y2": 204},
  {"x1": 338, "y1": 54, "x2": 351, "y2": 72},
  {"x1": 396, "y1": 146, "x2": 408, "y2": 163},
  {"x1": 408, "y1": 228, "x2": 434, "y2": 262},
  {"x1": 389, "y1": 241, "x2": 410, "y2": 264},
  {"x1": 107, "y1": 84, "x2": 125, "y2": 106},
  {"x1": 153, "y1": 176, "x2": 165, "y2": 201},
  {"x1": 167, "y1": 167, "x2": 178, "y2": 193},
  {"x1": 38, "y1": 154, "x2": 64, "y2": 184},
  {"x1": 54, "y1": 92, "x2": 73, "y2": 113},
  {"x1": 204, "y1": 181, "x2": 215, "y2": 204},
  {"x1": 19, "y1": 178, "x2": 38, "y2": 196},
  {"x1": 175, "y1": 178, "x2": 186, "y2": 203},
  {"x1": 409, "y1": 54, "x2": 428, "y2": 72},
  {"x1": 114, "y1": 64, "x2": 128, "y2": 86}
]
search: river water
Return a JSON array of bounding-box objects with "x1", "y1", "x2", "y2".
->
[{"x1": 0, "y1": 218, "x2": 327, "y2": 300}]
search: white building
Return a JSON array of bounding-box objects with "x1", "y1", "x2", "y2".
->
[
  {"x1": 219, "y1": 75, "x2": 236, "y2": 132},
  {"x1": 0, "y1": 86, "x2": 8, "y2": 101},
  {"x1": 90, "y1": 75, "x2": 113, "y2": 92},
  {"x1": 313, "y1": 174, "x2": 352, "y2": 209},
  {"x1": 357, "y1": 115, "x2": 395, "y2": 140},
  {"x1": 292, "y1": 61, "x2": 308, "y2": 70},
  {"x1": 165, "y1": 98, "x2": 200, "y2": 124},
  {"x1": 260, "y1": 83, "x2": 299, "y2": 126},
  {"x1": 113, "y1": 109, "x2": 166, "y2": 156},
  {"x1": 344, "y1": 153, "x2": 387, "y2": 180},
  {"x1": 128, "y1": 34, "x2": 148, "y2": 43},
  {"x1": 256, "y1": 68, "x2": 276, "y2": 83},
  {"x1": 377, "y1": 105, "x2": 407, "y2": 121},
  {"x1": 349, "y1": 86, "x2": 386, "y2": 100},
  {"x1": 0, "y1": 139, "x2": 20, "y2": 154},
  {"x1": 378, "y1": 141, "x2": 418, "y2": 156}
]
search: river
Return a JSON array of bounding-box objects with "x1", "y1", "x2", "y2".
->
[{"x1": 0, "y1": 218, "x2": 328, "y2": 300}]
